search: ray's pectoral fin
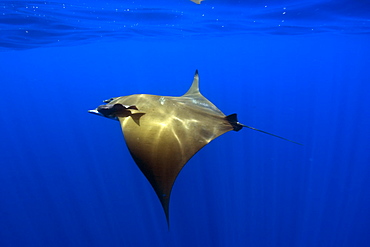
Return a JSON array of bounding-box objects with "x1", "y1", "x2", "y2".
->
[{"x1": 88, "y1": 103, "x2": 145, "y2": 125}]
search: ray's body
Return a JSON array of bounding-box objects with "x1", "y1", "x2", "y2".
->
[{"x1": 89, "y1": 70, "x2": 300, "y2": 225}]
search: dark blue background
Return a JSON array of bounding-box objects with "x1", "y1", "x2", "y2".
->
[{"x1": 1, "y1": 1, "x2": 370, "y2": 246}]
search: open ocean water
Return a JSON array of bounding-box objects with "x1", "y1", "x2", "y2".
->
[{"x1": 1, "y1": 0, "x2": 370, "y2": 246}]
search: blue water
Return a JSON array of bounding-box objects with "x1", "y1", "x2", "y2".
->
[{"x1": 1, "y1": 1, "x2": 370, "y2": 246}]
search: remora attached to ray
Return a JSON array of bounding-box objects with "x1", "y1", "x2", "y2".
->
[{"x1": 89, "y1": 70, "x2": 243, "y2": 223}]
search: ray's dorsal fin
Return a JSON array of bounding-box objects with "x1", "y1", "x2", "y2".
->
[{"x1": 183, "y1": 70, "x2": 200, "y2": 96}]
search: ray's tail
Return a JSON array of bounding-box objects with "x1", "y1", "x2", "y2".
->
[{"x1": 226, "y1": 114, "x2": 303, "y2": 145}]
